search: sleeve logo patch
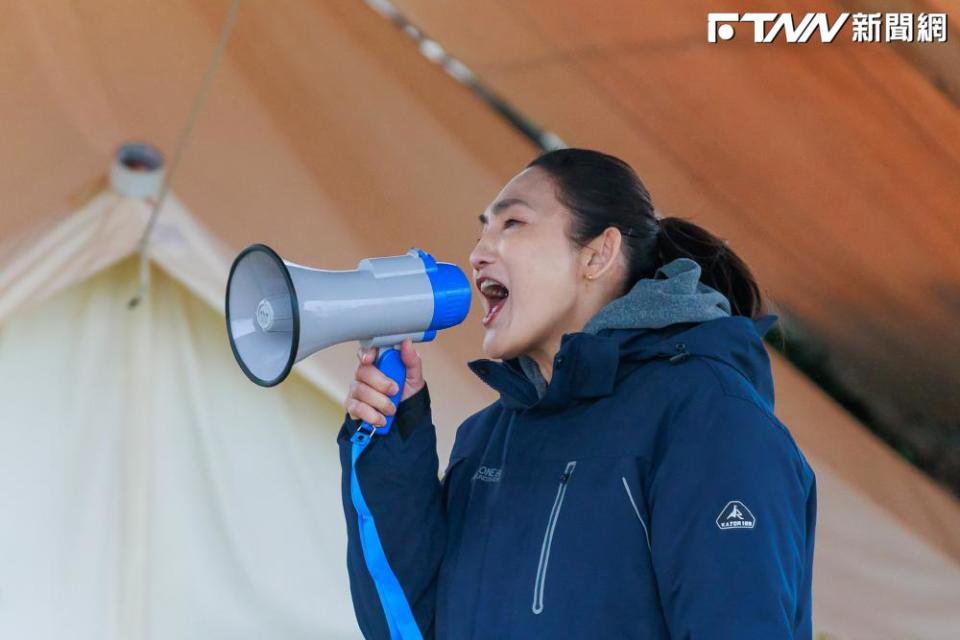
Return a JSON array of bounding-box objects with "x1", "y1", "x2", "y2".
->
[{"x1": 716, "y1": 500, "x2": 756, "y2": 530}]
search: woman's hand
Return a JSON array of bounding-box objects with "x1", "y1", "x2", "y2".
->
[{"x1": 345, "y1": 338, "x2": 425, "y2": 427}]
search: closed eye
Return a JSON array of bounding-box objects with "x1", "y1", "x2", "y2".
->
[{"x1": 475, "y1": 218, "x2": 524, "y2": 242}]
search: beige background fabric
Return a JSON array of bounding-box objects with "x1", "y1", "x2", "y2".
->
[{"x1": 389, "y1": 0, "x2": 960, "y2": 426}]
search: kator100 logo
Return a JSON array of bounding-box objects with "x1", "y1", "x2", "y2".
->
[{"x1": 707, "y1": 12, "x2": 949, "y2": 44}]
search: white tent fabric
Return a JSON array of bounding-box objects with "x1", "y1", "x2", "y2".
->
[
  {"x1": 0, "y1": 191, "x2": 350, "y2": 398},
  {"x1": 0, "y1": 195, "x2": 361, "y2": 639}
]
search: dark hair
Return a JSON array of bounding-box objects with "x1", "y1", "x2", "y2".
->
[{"x1": 526, "y1": 148, "x2": 765, "y2": 318}]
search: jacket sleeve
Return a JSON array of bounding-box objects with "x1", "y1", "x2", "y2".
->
[
  {"x1": 646, "y1": 388, "x2": 817, "y2": 639},
  {"x1": 338, "y1": 383, "x2": 445, "y2": 639}
]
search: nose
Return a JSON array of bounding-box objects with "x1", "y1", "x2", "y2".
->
[{"x1": 469, "y1": 231, "x2": 496, "y2": 272}]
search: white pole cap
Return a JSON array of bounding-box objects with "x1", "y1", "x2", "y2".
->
[{"x1": 109, "y1": 142, "x2": 165, "y2": 198}]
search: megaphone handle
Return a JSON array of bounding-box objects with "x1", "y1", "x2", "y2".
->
[{"x1": 360, "y1": 346, "x2": 406, "y2": 436}]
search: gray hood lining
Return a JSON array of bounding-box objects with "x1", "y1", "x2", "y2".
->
[{"x1": 516, "y1": 258, "x2": 732, "y2": 398}]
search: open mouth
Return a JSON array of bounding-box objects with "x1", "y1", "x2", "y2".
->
[{"x1": 478, "y1": 277, "x2": 509, "y2": 327}]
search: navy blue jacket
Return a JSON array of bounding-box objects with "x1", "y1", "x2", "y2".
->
[{"x1": 338, "y1": 314, "x2": 817, "y2": 639}]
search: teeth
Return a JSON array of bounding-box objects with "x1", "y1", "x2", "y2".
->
[{"x1": 480, "y1": 279, "x2": 509, "y2": 298}]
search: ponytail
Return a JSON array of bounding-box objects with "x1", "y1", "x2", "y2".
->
[{"x1": 655, "y1": 216, "x2": 765, "y2": 319}]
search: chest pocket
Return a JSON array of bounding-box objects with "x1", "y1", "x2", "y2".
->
[
  {"x1": 620, "y1": 475, "x2": 652, "y2": 552},
  {"x1": 521, "y1": 455, "x2": 654, "y2": 618},
  {"x1": 532, "y1": 460, "x2": 577, "y2": 614}
]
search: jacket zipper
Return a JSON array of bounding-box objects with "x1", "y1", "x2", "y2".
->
[{"x1": 532, "y1": 460, "x2": 577, "y2": 615}]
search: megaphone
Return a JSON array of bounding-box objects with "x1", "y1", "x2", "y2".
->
[{"x1": 225, "y1": 244, "x2": 471, "y2": 433}]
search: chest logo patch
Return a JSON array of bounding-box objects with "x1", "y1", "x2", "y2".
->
[
  {"x1": 716, "y1": 500, "x2": 756, "y2": 530},
  {"x1": 473, "y1": 465, "x2": 502, "y2": 483}
]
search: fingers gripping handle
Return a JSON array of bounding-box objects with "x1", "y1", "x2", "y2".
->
[{"x1": 358, "y1": 346, "x2": 406, "y2": 438}]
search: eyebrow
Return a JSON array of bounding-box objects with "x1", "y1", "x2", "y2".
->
[{"x1": 478, "y1": 197, "x2": 532, "y2": 224}]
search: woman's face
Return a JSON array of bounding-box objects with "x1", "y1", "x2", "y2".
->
[{"x1": 469, "y1": 166, "x2": 589, "y2": 361}]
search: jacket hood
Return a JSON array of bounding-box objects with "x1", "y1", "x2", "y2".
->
[
  {"x1": 583, "y1": 257, "x2": 733, "y2": 334},
  {"x1": 516, "y1": 257, "x2": 733, "y2": 398},
  {"x1": 468, "y1": 257, "x2": 779, "y2": 412}
]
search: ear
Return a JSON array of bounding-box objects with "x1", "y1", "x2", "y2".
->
[{"x1": 581, "y1": 227, "x2": 623, "y2": 281}]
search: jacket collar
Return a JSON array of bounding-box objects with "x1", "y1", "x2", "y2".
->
[{"x1": 467, "y1": 314, "x2": 779, "y2": 412}]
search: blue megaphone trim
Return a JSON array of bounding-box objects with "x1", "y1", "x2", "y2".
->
[{"x1": 414, "y1": 249, "x2": 471, "y2": 332}]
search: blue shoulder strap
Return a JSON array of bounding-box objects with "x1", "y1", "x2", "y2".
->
[{"x1": 350, "y1": 427, "x2": 423, "y2": 640}]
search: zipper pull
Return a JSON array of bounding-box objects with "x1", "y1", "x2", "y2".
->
[{"x1": 559, "y1": 471, "x2": 571, "y2": 484}]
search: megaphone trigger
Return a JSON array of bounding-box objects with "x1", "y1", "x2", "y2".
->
[{"x1": 351, "y1": 346, "x2": 407, "y2": 439}]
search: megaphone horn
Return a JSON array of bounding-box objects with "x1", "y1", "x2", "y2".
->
[{"x1": 225, "y1": 245, "x2": 472, "y2": 417}]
